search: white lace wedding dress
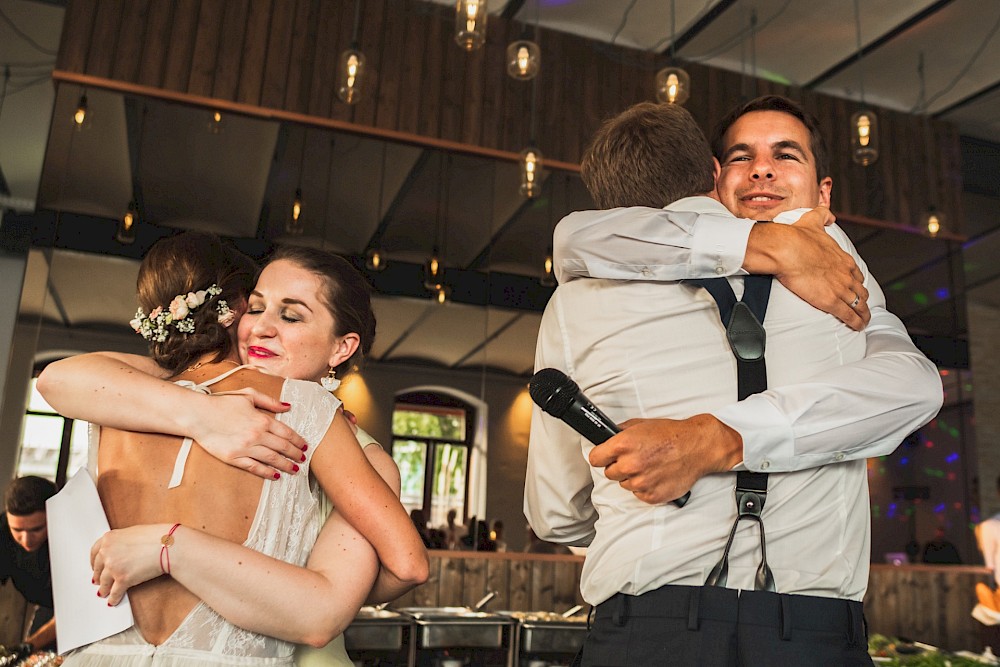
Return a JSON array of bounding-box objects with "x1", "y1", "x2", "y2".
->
[{"x1": 63, "y1": 367, "x2": 351, "y2": 667}]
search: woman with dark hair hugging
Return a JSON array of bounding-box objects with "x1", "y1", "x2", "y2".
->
[{"x1": 39, "y1": 232, "x2": 427, "y2": 666}]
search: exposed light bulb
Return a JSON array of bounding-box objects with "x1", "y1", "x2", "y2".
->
[
  {"x1": 116, "y1": 202, "x2": 137, "y2": 244},
  {"x1": 208, "y1": 110, "x2": 223, "y2": 134},
  {"x1": 655, "y1": 67, "x2": 690, "y2": 105},
  {"x1": 455, "y1": 0, "x2": 487, "y2": 51},
  {"x1": 435, "y1": 284, "x2": 450, "y2": 305},
  {"x1": 73, "y1": 94, "x2": 88, "y2": 129},
  {"x1": 365, "y1": 248, "x2": 387, "y2": 271},
  {"x1": 336, "y1": 48, "x2": 366, "y2": 104},
  {"x1": 506, "y1": 40, "x2": 540, "y2": 80},
  {"x1": 286, "y1": 188, "x2": 304, "y2": 235},
  {"x1": 925, "y1": 209, "x2": 944, "y2": 237},
  {"x1": 519, "y1": 147, "x2": 542, "y2": 198},
  {"x1": 540, "y1": 249, "x2": 556, "y2": 287},
  {"x1": 424, "y1": 252, "x2": 444, "y2": 290},
  {"x1": 851, "y1": 110, "x2": 879, "y2": 166}
]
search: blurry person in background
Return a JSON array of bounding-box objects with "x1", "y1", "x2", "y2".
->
[{"x1": 1, "y1": 476, "x2": 57, "y2": 652}]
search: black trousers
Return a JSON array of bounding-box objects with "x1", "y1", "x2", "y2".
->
[{"x1": 580, "y1": 585, "x2": 873, "y2": 667}]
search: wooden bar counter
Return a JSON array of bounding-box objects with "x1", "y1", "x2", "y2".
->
[{"x1": 394, "y1": 552, "x2": 995, "y2": 652}]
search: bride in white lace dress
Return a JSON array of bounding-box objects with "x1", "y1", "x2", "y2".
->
[{"x1": 39, "y1": 235, "x2": 428, "y2": 666}]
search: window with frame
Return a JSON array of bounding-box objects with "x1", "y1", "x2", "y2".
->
[
  {"x1": 391, "y1": 391, "x2": 472, "y2": 530},
  {"x1": 18, "y1": 374, "x2": 90, "y2": 486}
]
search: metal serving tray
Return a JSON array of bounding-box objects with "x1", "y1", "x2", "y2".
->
[
  {"x1": 400, "y1": 607, "x2": 515, "y2": 649},
  {"x1": 502, "y1": 612, "x2": 589, "y2": 654},
  {"x1": 344, "y1": 606, "x2": 411, "y2": 651}
]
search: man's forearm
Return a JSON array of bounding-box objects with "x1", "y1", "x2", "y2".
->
[{"x1": 25, "y1": 616, "x2": 55, "y2": 650}]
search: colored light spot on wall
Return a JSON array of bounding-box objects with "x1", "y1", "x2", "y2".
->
[
  {"x1": 924, "y1": 468, "x2": 944, "y2": 478},
  {"x1": 926, "y1": 441, "x2": 934, "y2": 448},
  {"x1": 954, "y1": 502, "x2": 963, "y2": 510},
  {"x1": 946, "y1": 453, "x2": 959, "y2": 464},
  {"x1": 936, "y1": 288, "x2": 950, "y2": 300},
  {"x1": 890, "y1": 281, "x2": 905, "y2": 291},
  {"x1": 950, "y1": 427, "x2": 960, "y2": 438},
  {"x1": 935, "y1": 503, "x2": 945, "y2": 513},
  {"x1": 900, "y1": 457, "x2": 910, "y2": 465},
  {"x1": 872, "y1": 505, "x2": 880, "y2": 518},
  {"x1": 948, "y1": 472, "x2": 957, "y2": 481},
  {"x1": 913, "y1": 293, "x2": 928, "y2": 306}
]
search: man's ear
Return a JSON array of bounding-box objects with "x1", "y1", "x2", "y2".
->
[
  {"x1": 712, "y1": 157, "x2": 722, "y2": 184},
  {"x1": 818, "y1": 177, "x2": 833, "y2": 207},
  {"x1": 328, "y1": 333, "x2": 361, "y2": 370}
]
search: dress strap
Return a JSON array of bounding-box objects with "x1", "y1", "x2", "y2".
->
[{"x1": 167, "y1": 364, "x2": 254, "y2": 489}]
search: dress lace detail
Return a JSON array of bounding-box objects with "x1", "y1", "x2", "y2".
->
[{"x1": 67, "y1": 370, "x2": 343, "y2": 667}]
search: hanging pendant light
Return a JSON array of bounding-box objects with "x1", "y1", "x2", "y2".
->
[
  {"x1": 286, "y1": 188, "x2": 304, "y2": 236},
  {"x1": 435, "y1": 284, "x2": 451, "y2": 305},
  {"x1": 519, "y1": 146, "x2": 542, "y2": 198},
  {"x1": 365, "y1": 248, "x2": 386, "y2": 271},
  {"x1": 850, "y1": 0, "x2": 878, "y2": 166},
  {"x1": 116, "y1": 201, "x2": 138, "y2": 245},
  {"x1": 423, "y1": 251, "x2": 443, "y2": 290},
  {"x1": 73, "y1": 93, "x2": 88, "y2": 130},
  {"x1": 655, "y1": 0, "x2": 690, "y2": 105},
  {"x1": 851, "y1": 110, "x2": 878, "y2": 166},
  {"x1": 506, "y1": 40, "x2": 540, "y2": 80},
  {"x1": 208, "y1": 110, "x2": 223, "y2": 134},
  {"x1": 455, "y1": 0, "x2": 487, "y2": 51},
  {"x1": 336, "y1": 48, "x2": 366, "y2": 104},
  {"x1": 540, "y1": 248, "x2": 555, "y2": 287},
  {"x1": 924, "y1": 208, "x2": 943, "y2": 237},
  {"x1": 655, "y1": 67, "x2": 690, "y2": 105}
]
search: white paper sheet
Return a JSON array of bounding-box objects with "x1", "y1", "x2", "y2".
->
[{"x1": 47, "y1": 467, "x2": 133, "y2": 654}]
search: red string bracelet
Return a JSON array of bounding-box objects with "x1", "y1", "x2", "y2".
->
[{"x1": 160, "y1": 523, "x2": 181, "y2": 575}]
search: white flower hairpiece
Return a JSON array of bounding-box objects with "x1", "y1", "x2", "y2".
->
[{"x1": 130, "y1": 284, "x2": 234, "y2": 342}]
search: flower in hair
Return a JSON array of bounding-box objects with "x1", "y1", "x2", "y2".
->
[{"x1": 130, "y1": 284, "x2": 228, "y2": 342}]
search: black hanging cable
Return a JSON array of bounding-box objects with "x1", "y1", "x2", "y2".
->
[
  {"x1": 854, "y1": 0, "x2": 865, "y2": 108},
  {"x1": 350, "y1": 0, "x2": 362, "y2": 48}
]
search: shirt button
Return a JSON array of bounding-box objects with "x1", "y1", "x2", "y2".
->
[
  {"x1": 834, "y1": 453, "x2": 845, "y2": 461},
  {"x1": 641, "y1": 267, "x2": 652, "y2": 277},
  {"x1": 715, "y1": 266, "x2": 725, "y2": 274},
  {"x1": 759, "y1": 461, "x2": 770, "y2": 470}
]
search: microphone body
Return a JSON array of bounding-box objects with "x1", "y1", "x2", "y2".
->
[{"x1": 529, "y1": 368, "x2": 689, "y2": 508}]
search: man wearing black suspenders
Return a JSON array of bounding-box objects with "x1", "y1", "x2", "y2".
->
[{"x1": 525, "y1": 98, "x2": 943, "y2": 665}]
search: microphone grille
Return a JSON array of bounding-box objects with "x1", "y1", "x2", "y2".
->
[{"x1": 529, "y1": 368, "x2": 579, "y2": 419}]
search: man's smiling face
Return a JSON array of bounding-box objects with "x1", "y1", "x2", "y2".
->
[{"x1": 716, "y1": 110, "x2": 832, "y2": 219}]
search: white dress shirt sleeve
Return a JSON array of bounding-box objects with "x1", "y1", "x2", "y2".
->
[
  {"x1": 712, "y1": 225, "x2": 942, "y2": 471},
  {"x1": 523, "y1": 294, "x2": 598, "y2": 546},
  {"x1": 553, "y1": 205, "x2": 943, "y2": 473},
  {"x1": 553, "y1": 207, "x2": 754, "y2": 284}
]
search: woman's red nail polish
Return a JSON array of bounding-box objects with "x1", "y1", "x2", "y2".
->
[
  {"x1": 301, "y1": 445, "x2": 308, "y2": 452},
  {"x1": 292, "y1": 464, "x2": 300, "y2": 473},
  {"x1": 273, "y1": 472, "x2": 280, "y2": 480},
  {"x1": 281, "y1": 402, "x2": 291, "y2": 407},
  {"x1": 300, "y1": 454, "x2": 306, "y2": 463},
  {"x1": 96, "y1": 591, "x2": 102, "y2": 597}
]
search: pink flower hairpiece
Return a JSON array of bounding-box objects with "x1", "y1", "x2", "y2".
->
[{"x1": 130, "y1": 284, "x2": 233, "y2": 342}]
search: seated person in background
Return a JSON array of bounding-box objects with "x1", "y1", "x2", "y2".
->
[
  {"x1": 1, "y1": 476, "x2": 56, "y2": 652},
  {"x1": 491, "y1": 520, "x2": 507, "y2": 552},
  {"x1": 440, "y1": 508, "x2": 465, "y2": 550},
  {"x1": 523, "y1": 526, "x2": 572, "y2": 556},
  {"x1": 922, "y1": 527, "x2": 961, "y2": 564}
]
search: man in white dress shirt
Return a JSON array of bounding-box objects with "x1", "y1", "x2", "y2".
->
[{"x1": 524, "y1": 98, "x2": 942, "y2": 665}]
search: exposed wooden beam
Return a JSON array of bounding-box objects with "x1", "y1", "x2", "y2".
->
[{"x1": 664, "y1": 0, "x2": 739, "y2": 56}]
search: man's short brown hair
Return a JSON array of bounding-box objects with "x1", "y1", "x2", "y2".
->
[
  {"x1": 581, "y1": 102, "x2": 716, "y2": 209},
  {"x1": 710, "y1": 95, "x2": 830, "y2": 182},
  {"x1": 4, "y1": 476, "x2": 56, "y2": 516}
]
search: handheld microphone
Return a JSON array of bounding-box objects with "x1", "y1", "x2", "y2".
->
[{"x1": 529, "y1": 368, "x2": 689, "y2": 508}]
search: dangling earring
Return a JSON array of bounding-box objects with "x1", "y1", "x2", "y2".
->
[{"x1": 320, "y1": 367, "x2": 340, "y2": 392}]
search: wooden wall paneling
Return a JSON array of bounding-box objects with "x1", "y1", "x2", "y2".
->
[
  {"x1": 474, "y1": 11, "x2": 506, "y2": 150},
  {"x1": 538, "y1": 30, "x2": 565, "y2": 161},
  {"x1": 942, "y1": 123, "x2": 965, "y2": 231},
  {"x1": 895, "y1": 110, "x2": 917, "y2": 226},
  {"x1": 237, "y1": 0, "x2": 274, "y2": 106},
  {"x1": 459, "y1": 22, "x2": 486, "y2": 146},
  {"x1": 683, "y1": 62, "x2": 709, "y2": 136},
  {"x1": 212, "y1": 0, "x2": 250, "y2": 101},
  {"x1": 499, "y1": 18, "x2": 528, "y2": 155},
  {"x1": 486, "y1": 557, "x2": 512, "y2": 609},
  {"x1": 352, "y1": 0, "x2": 387, "y2": 129},
  {"x1": 596, "y1": 43, "x2": 620, "y2": 133},
  {"x1": 416, "y1": 5, "x2": 445, "y2": 139},
  {"x1": 508, "y1": 557, "x2": 532, "y2": 610},
  {"x1": 438, "y1": 14, "x2": 468, "y2": 143},
  {"x1": 826, "y1": 96, "x2": 854, "y2": 216},
  {"x1": 304, "y1": 0, "x2": 338, "y2": 118},
  {"x1": 559, "y1": 36, "x2": 587, "y2": 163},
  {"x1": 187, "y1": 0, "x2": 226, "y2": 97},
  {"x1": 57, "y1": 0, "x2": 99, "y2": 73},
  {"x1": 86, "y1": 0, "x2": 124, "y2": 79},
  {"x1": 329, "y1": 0, "x2": 357, "y2": 124},
  {"x1": 281, "y1": 0, "x2": 319, "y2": 115},
  {"x1": 413, "y1": 554, "x2": 442, "y2": 607},
  {"x1": 577, "y1": 42, "x2": 600, "y2": 164},
  {"x1": 463, "y1": 555, "x2": 488, "y2": 607},
  {"x1": 396, "y1": 1, "x2": 429, "y2": 136},
  {"x1": 375, "y1": 0, "x2": 408, "y2": 132},
  {"x1": 111, "y1": 0, "x2": 149, "y2": 82},
  {"x1": 137, "y1": 1, "x2": 175, "y2": 89},
  {"x1": 162, "y1": 0, "x2": 200, "y2": 92},
  {"x1": 530, "y1": 559, "x2": 555, "y2": 611},
  {"x1": 438, "y1": 555, "x2": 465, "y2": 606},
  {"x1": 551, "y1": 559, "x2": 580, "y2": 612},
  {"x1": 259, "y1": 0, "x2": 296, "y2": 108}
]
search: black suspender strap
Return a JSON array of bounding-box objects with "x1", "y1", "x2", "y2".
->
[{"x1": 688, "y1": 274, "x2": 776, "y2": 593}]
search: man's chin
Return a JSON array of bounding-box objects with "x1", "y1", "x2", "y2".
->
[{"x1": 732, "y1": 203, "x2": 793, "y2": 220}]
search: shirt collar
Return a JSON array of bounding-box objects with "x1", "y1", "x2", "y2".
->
[{"x1": 665, "y1": 196, "x2": 733, "y2": 217}]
